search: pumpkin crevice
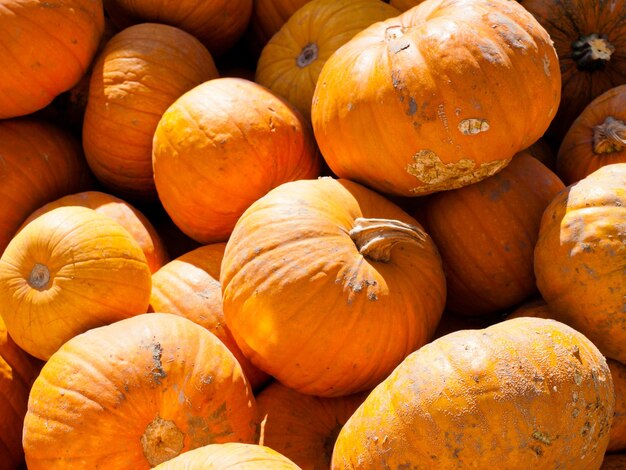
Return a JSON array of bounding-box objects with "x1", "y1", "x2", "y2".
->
[
  {"x1": 140, "y1": 415, "x2": 185, "y2": 468},
  {"x1": 296, "y1": 43, "x2": 318, "y2": 68},
  {"x1": 572, "y1": 33, "x2": 615, "y2": 72},
  {"x1": 28, "y1": 263, "x2": 50, "y2": 290},
  {"x1": 349, "y1": 217, "x2": 426, "y2": 263},
  {"x1": 593, "y1": 116, "x2": 626, "y2": 154}
]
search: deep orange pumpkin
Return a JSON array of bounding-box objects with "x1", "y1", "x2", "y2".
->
[
  {"x1": 249, "y1": 0, "x2": 311, "y2": 49},
  {"x1": 607, "y1": 359, "x2": 626, "y2": 453},
  {"x1": 601, "y1": 454, "x2": 626, "y2": 469},
  {"x1": 390, "y1": 0, "x2": 423, "y2": 11}
]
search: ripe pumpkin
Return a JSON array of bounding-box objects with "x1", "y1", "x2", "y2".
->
[
  {"x1": 535, "y1": 164, "x2": 626, "y2": 364},
  {"x1": 524, "y1": 138, "x2": 556, "y2": 170},
  {"x1": 221, "y1": 177, "x2": 446, "y2": 397},
  {"x1": 0, "y1": 0, "x2": 104, "y2": 119},
  {"x1": 518, "y1": 0, "x2": 626, "y2": 144},
  {"x1": 419, "y1": 152, "x2": 565, "y2": 316},
  {"x1": 0, "y1": 118, "x2": 92, "y2": 256},
  {"x1": 508, "y1": 298, "x2": 552, "y2": 320},
  {"x1": 153, "y1": 443, "x2": 300, "y2": 469},
  {"x1": 257, "y1": 382, "x2": 367, "y2": 469},
  {"x1": 607, "y1": 359, "x2": 626, "y2": 453},
  {"x1": 153, "y1": 77, "x2": 320, "y2": 244},
  {"x1": 255, "y1": 0, "x2": 399, "y2": 118},
  {"x1": 390, "y1": 0, "x2": 422, "y2": 11},
  {"x1": 248, "y1": 0, "x2": 311, "y2": 52},
  {"x1": 0, "y1": 206, "x2": 152, "y2": 360},
  {"x1": 21, "y1": 191, "x2": 167, "y2": 273},
  {"x1": 332, "y1": 317, "x2": 614, "y2": 469},
  {"x1": 83, "y1": 23, "x2": 219, "y2": 201},
  {"x1": 23, "y1": 313, "x2": 259, "y2": 469},
  {"x1": 557, "y1": 84, "x2": 626, "y2": 185},
  {"x1": 311, "y1": 0, "x2": 560, "y2": 197},
  {"x1": 150, "y1": 244, "x2": 270, "y2": 391},
  {"x1": 103, "y1": 0, "x2": 252, "y2": 56}
]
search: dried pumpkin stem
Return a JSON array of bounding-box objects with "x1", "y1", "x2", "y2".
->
[
  {"x1": 141, "y1": 416, "x2": 184, "y2": 467},
  {"x1": 593, "y1": 116, "x2": 626, "y2": 154},
  {"x1": 572, "y1": 33, "x2": 615, "y2": 71},
  {"x1": 297, "y1": 43, "x2": 318, "y2": 68},
  {"x1": 349, "y1": 217, "x2": 427, "y2": 263},
  {"x1": 28, "y1": 263, "x2": 50, "y2": 290}
]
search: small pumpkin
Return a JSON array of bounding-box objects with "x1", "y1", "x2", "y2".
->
[
  {"x1": 221, "y1": 177, "x2": 446, "y2": 397},
  {"x1": 311, "y1": 0, "x2": 561, "y2": 196},
  {"x1": 607, "y1": 359, "x2": 626, "y2": 453},
  {"x1": 557, "y1": 84, "x2": 626, "y2": 185},
  {"x1": 23, "y1": 313, "x2": 259, "y2": 469},
  {"x1": 332, "y1": 317, "x2": 614, "y2": 469},
  {"x1": 0, "y1": 206, "x2": 152, "y2": 360}
]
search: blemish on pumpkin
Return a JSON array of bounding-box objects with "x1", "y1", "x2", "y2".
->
[
  {"x1": 574, "y1": 370, "x2": 583, "y2": 386},
  {"x1": 543, "y1": 55, "x2": 551, "y2": 76},
  {"x1": 151, "y1": 342, "x2": 167, "y2": 385},
  {"x1": 28, "y1": 263, "x2": 51, "y2": 290},
  {"x1": 458, "y1": 118, "x2": 490, "y2": 135},
  {"x1": 141, "y1": 416, "x2": 184, "y2": 467},
  {"x1": 532, "y1": 430, "x2": 557, "y2": 445},
  {"x1": 407, "y1": 98, "x2": 417, "y2": 116}
]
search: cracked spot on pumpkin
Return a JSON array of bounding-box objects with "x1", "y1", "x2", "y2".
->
[
  {"x1": 151, "y1": 341, "x2": 167, "y2": 385},
  {"x1": 543, "y1": 55, "x2": 551, "y2": 76},
  {"x1": 407, "y1": 150, "x2": 509, "y2": 194},
  {"x1": 532, "y1": 430, "x2": 558, "y2": 445},
  {"x1": 459, "y1": 118, "x2": 490, "y2": 135}
]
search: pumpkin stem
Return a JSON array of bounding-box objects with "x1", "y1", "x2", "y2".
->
[
  {"x1": 28, "y1": 263, "x2": 50, "y2": 290},
  {"x1": 349, "y1": 217, "x2": 427, "y2": 263},
  {"x1": 593, "y1": 116, "x2": 626, "y2": 154},
  {"x1": 297, "y1": 43, "x2": 318, "y2": 68},
  {"x1": 572, "y1": 34, "x2": 615, "y2": 72},
  {"x1": 141, "y1": 416, "x2": 185, "y2": 467}
]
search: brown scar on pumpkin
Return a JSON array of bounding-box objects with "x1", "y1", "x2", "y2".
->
[{"x1": 458, "y1": 118, "x2": 489, "y2": 135}]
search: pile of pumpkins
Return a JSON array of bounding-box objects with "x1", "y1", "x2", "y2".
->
[{"x1": 1, "y1": 0, "x2": 625, "y2": 468}]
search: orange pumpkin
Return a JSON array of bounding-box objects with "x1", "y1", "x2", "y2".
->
[
  {"x1": 333, "y1": 317, "x2": 614, "y2": 469},
  {"x1": 249, "y1": 0, "x2": 311, "y2": 49},
  {"x1": 0, "y1": 0, "x2": 104, "y2": 119},
  {"x1": 608, "y1": 359, "x2": 626, "y2": 453},
  {"x1": 557, "y1": 84, "x2": 626, "y2": 185},
  {"x1": 535, "y1": 164, "x2": 626, "y2": 364},
  {"x1": 255, "y1": 0, "x2": 399, "y2": 118},
  {"x1": 23, "y1": 313, "x2": 259, "y2": 469},
  {"x1": 524, "y1": 138, "x2": 556, "y2": 170},
  {"x1": 390, "y1": 0, "x2": 422, "y2": 11},
  {"x1": 153, "y1": 77, "x2": 320, "y2": 244},
  {"x1": 0, "y1": 206, "x2": 152, "y2": 360},
  {"x1": 420, "y1": 152, "x2": 565, "y2": 316},
  {"x1": 221, "y1": 177, "x2": 446, "y2": 397},
  {"x1": 508, "y1": 298, "x2": 552, "y2": 320},
  {"x1": 22, "y1": 191, "x2": 167, "y2": 273},
  {"x1": 150, "y1": 244, "x2": 270, "y2": 391},
  {"x1": 601, "y1": 454, "x2": 626, "y2": 469},
  {"x1": 83, "y1": 23, "x2": 219, "y2": 201},
  {"x1": 257, "y1": 382, "x2": 367, "y2": 469},
  {"x1": 311, "y1": 0, "x2": 560, "y2": 196}
]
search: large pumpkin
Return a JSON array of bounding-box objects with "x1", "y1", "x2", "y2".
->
[
  {"x1": 150, "y1": 244, "x2": 270, "y2": 391},
  {"x1": 0, "y1": 206, "x2": 152, "y2": 360},
  {"x1": 332, "y1": 317, "x2": 614, "y2": 469},
  {"x1": 221, "y1": 177, "x2": 446, "y2": 397},
  {"x1": 153, "y1": 77, "x2": 320, "y2": 244},
  {"x1": 311, "y1": 0, "x2": 560, "y2": 197},
  {"x1": 23, "y1": 313, "x2": 259, "y2": 469},
  {"x1": 83, "y1": 23, "x2": 218, "y2": 201},
  {"x1": 419, "y1": 151, "x2": 565, "y2": 316},
  {"x1": 248, "y1": 0, "x2": 311, "y2": 49},
  {"x1": 535, "y1": 164, "x2": 626, "y2": 363},
  {"x1": 557, "y1": 84, "x2": 626, "y2": 185},
  {"x1": 0, "y1": 0, "x2": 104, "y2": 119},
  {"x1": 255, "y1": 0, "x2": 399, "y2": 118}
]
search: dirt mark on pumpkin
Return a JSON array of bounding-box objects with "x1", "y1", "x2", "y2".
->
[{"x1": 151, "y1": 342, "x2": 167, "y2": 385}]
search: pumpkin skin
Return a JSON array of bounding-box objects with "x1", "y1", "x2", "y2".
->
[
  {"x1": 257, "y1": 382, "x2": 367, "y2": 469},
  {"x1": 390, "y1": 0, "x2": 423, "y2": 11},
  {"x1": 508, "y1": 298, "x2": 552, "y2": 320},
  {"x1": 150, "y1": 244, "x2": 270, "y2": 391},
  {"x1": 311, "y1": 0, "x2": 561, "y2": 197},
  {"x1": 602, "y1": 454, "x2": 626, "y2": 469},
  {"x1": 23, "y1": 313, "x2": 259, "y2": 469},
  {"x1": 518, "y1": 0, "x2": 626, "y2": 145},
  {"x1": 153, "y1": 77, "x2": 320, "y2": 244},
  {"x1": 557, "y1": 84, "x2": 626, "y2": 185},
  {"x1": 21, "y1": 191, "x2": 167, "y2": 273},
  {"x1": 255, "y1": 0, "x2": 399, "y2": 118},
  {"x1": 83, "y1": 23, "x2": 218, "y2": 201},
  {"x1": 249, "y1": 0, "x2": 311, "y2": 49},
  {"x1": 221, "y1": 177, "x2": 446, "y2": 397},
  {"x1": 607, "y1": 359, "x2": 626, "y2": 453},
  {"x1": 524, "y1": 138, "x2": 556, "y2": 170},
  {"x1": 332, "y1": 317, "x2": 614, "y2": 469},
  {"x1": 0, "y1": 118, "x2": 92, "y2": 256},
  {"x1": 153, "y1": 443, "x2": 300, "y2": 470},
  {"x1": 0, "y1": 206, "x2": 152, "y2": 360},
  {"x1": 419, "y1": 152, "x2": 565, "y2": 316},
  {"x1": 103, "y1": 0, "x2": 252, "y2": 56},
  {"x1": 534, "y1": 164, "x2": 626, "y2": 364},
  {"x1": 0, "y1": 0, "x2": 104, "y2": 119}
]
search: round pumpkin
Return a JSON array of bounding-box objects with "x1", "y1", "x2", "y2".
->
[
  {"x1": 535, "y1": 163, "x2": 626, "y2": 364},
  {"x1": 419, "y1": 151, "x2": 565, "y2": 316},
  {"x1": 153, "y1": 443, "x2": 300, "y2": 469},
  {"x1": 249, "y1": 0, "x2": 311, "y2": 50},
  {"x1": 221, "y1": 177, "x2": 446, "y2": 397},
  {"x1": 257, "y1": 382, "x2": 367, "y2": 469},
  {"x1": 608, "y1": 359, "x2": 626, "y2": 453},
  {"x1": 255, "y1": 0, "x2": 399, "y2": 119},
  {"x1": 150, "y1": 244, "x2": 270, "y2": 391},
  {"x1": 0, "y1": 206, "x2": 152, "y2": 360},
  {"x1": 23, "y1": 313, "x2": 259, "y2": 469},
  {"x1": 557, "y1": 84, "x2": 626, "y2": 185},
  {"x1": 103, "y1": 0, "x2": 252, "y2": 56},
  {"x1": 332, "y1": 317, "x2": 614, "y2": 469},
  {"x1": 153, "y1": 77, "x2": 320, "y2": 244},
  {"x1": 0, "y1": 118, "x2": 92, "y2": 256},
  {"x1": 21, "y1": 191, "x2": 167, "y2": 273},
  {"x1": 311, "y1": 0, "x2": 561, "y2": 197},
  {"x1": 0, "y1": 0, "x2": 104, "y2": 119},
  {"x1": 83, "y1": 23, "x2": 219, "y2": 201},
  {"x1": 508, "y1": 298, "x2": 552, "y2": 320}
]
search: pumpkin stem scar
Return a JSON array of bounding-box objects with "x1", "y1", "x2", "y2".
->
[
  {"x1": 297, "y1": 43, "x2": 318, "y2": 68},
  {"x1": 28, "y1": 263, "x2": 50, "y2": 290},
  {"x1": 572, "y1": 33, "x2": 615, "y2": 72},
  {"x1": 593, "y1": 116, "x2": 626, "y2": 154},
  {"x1": 349, "y1": 217, "x2": 427, "y2": 262},
  {"x1": 141, "y1": 416, "x2": 184, "y2": 467}
]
